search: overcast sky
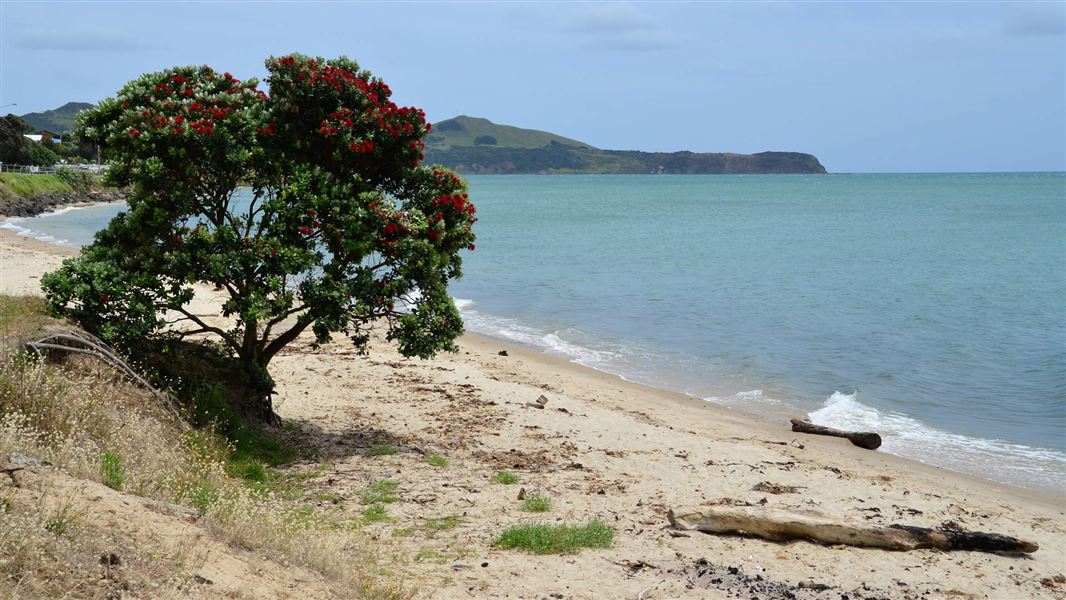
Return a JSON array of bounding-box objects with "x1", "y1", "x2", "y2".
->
[{"x1": 2, "y1": 1, "x2": 1064, "y2": 173}]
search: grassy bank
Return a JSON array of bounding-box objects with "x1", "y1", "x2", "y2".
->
[
  {"x1": 0, "y1": 295, "x2": 407, "y2": 599},
  {"x1": 0, "y1": 173, "x2": 74, "y2": 200}
]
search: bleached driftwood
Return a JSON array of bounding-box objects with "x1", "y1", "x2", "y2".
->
[
  {"x1": 790, "y1": 418, "x2": 881, "y2": 450},
  {"x1": 668, "y1": 505, "x2": 1038, "y2": 554}
]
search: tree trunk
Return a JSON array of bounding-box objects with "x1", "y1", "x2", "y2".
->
[
  {"x1": 668, "y1": 505, "x2": 1038, "y2": 553},
  {"x1": 790, "y1": 418, "x2": 882, "y2": 449}
]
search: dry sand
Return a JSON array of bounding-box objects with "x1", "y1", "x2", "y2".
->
[{"x1": 2, "y1": 228, "x2": 1064, "y2": 599}]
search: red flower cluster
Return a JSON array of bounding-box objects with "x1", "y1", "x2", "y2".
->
[
  {"x1": 433, "y1": 169, "x2": 463, "y2": 188},
  {"x1": 350, "y1": 140, "x2": 375, "y2": 154},
  {"x1": 129, "y1": 127, "x2": 140, "y2": 137},
  {"x1": 190, "y1": 118, "x2": 216, "y2": 136},
  {"x1": 298, "y1": 226, "x2": 314, "y2": 236},
  {"x1": 433, "y1": 193, "x2": 476, "y2": 215}
]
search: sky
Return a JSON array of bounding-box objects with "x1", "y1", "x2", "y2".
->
[{"x1": 1, "y1": 1, "x2": 1064, "y2": 173}]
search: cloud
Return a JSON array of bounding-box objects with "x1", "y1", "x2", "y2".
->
[
  {"x1": 1004, "y1": 6, "x2": 1065, "y2": 37},
  {"x1": 18, "y1": 27, "x2": 139, "y2": 52},
  {"x1": 563, "y1": 3, "x2": 673, "y2": 51}
]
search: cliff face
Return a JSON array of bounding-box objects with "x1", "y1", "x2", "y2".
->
[{"x1": 424, "y1": 145, "x2": 827, "y2": 175}]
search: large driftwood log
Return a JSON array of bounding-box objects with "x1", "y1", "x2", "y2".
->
[
  {"x1": 668, "y1": 505, "x2": 1038, "y2": 553},
  {"x1": 790, "y1": 418, "x2": 881, "y2": 449}
]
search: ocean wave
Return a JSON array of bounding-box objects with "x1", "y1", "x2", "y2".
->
[
  {"x1": 457, "y1": 306, "x2": 620, "y2": 368},
  {"x1": 0, "y1": 219, "x2": 72, "y2": 246},
  {"x1": 809, "y1": 391, "x2": 1066, "y2": 493}
]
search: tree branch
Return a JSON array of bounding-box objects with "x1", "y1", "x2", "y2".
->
[
  {"x1": 175, "y1": 307, "x2": 239, "y2": 350},
  {"x1": 262, "y1": 319, "x2": 312, "y2": 363}
]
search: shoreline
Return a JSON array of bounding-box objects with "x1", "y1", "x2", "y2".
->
[
  {"x1": 2, "y1": 227, "x2": 1060, "y2": 504},
  {"x1": 460, "y1": 328, "x2": 1066, "y2": 507},
  {"x1": 3, "y1": 229, "x2": 1064, "y2": 598}
]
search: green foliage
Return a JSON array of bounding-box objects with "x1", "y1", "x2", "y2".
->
[
  {"x1": 423, "y1": 515, "x2": 462, "y2": 531},
  {"x1": 24, "y1": 140, "x2": 59, "y2": 167},
  {"x1": 361, "y1": 504, "x2": 390, "y2": 523},
  {"x1": 424, "y1": 453, "x2": 448, "y2": 468},
  {"x1": 41, "y1": 55, "x2": 478, "y2": 418},
  {"x1": 99, "y1": 452, "x2": 126, "y2": 491},
  {"x1": 521, "y1": 493, "x2": 551, "y2": 512},
  {"x1": 191, "y1": 483, "x2": 220, "y2": 511},
  {"x1": 493, "y1": 521, "x2": 614, "y2": 554},
  {"x1": 54, "y1": 167, "x2": 97, "y2": 193},
  {"x1": 359, "y1": 479, "x2": 399, "y2": 505},
  {"x1": 365, "y1": 445, "x2": 397, "y2": 457},
  {"x1": 0, "y1": 114, "x2": 32, "y2": 164},
  {"x1": 473, "y1": 135, "x2": 497, "y2": 146},
  {"x1": 492, "y1": 471, "x2": 518, "y2": 485}
]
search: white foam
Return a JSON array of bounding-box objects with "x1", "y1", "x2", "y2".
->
[
  {"x1": 809, "y1": 391, "x2": 1066, "y2": 493},
  {"x1": 702, "y1": 388, "x2": 788, "y2": 407},
  {"x1": 459, "y1": 307, "x2": 619, "y2": 369},
  {"x1": 0, "y1": 218, "x2": 75, "y2": 246},
  {"x1": 453, "y1": 298, "x2": 476, "y2": 310}
]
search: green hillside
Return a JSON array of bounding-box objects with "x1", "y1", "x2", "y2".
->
[
  {"x1": 427, "y1": 115, "x2": 596, "y2": 150},
  {"x1": 19, "y1": 102, "x2": 94, "y2": 132}
]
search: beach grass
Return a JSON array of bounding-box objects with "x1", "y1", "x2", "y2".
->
[
  {"x1": 366, "y1": 444, "x2": 398, "y2": 457},
  {"x1": 424, "y1": 454, "x2": 448, "y2": 468},
  {"x1": 521, "y1": 493, "x2": 551, "y2": 512},
  {"x1": 493, "y1": 521, "x2": 613, "y2": 554},
  {"x1": 492, "y1": 471, "x2": 518, "y2": 484},
  {"x1": 359, "y1": 479, "x2": 400, "y2": 505}
]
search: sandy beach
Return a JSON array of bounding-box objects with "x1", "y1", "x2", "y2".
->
[{"x1": 1, "y1": 227, "x2": 1064, "y2": 599}]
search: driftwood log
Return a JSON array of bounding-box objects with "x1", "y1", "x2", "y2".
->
[
  {"x1": 790, "y1": 418, "x2": 881, "y2": 449},
  {"x1": 668, "y1": 505, "x2": 1038, "y2": 554}
]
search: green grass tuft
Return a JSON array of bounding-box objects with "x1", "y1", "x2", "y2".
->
[
  {"x1": 423, "y1": 515, "x2": 462, "y2": 532},
  {"x1": 359, "y1": 479, "x2": 399, "y2": 505},
  {"x1": 99, "y1": 452, "x2": 126, "y2": 491},
  {"x1": 521, "y1": 493, "x2": 551, "y2": 512},
  {"x1": 493, "y1": 521, "x2": 614, "y2": 554},
  {"x1": 492, "y1": 471, "x2": 518, "y2": 485},
  {"x1": 361, "y1": 504, "x2": 391, "y2": 523},
  {"x1": 425, "y1": 454, "x2": 448, "y2": 468},
  {"x1": 365, "y1": 445, "x2": 397, "y2": 457}
]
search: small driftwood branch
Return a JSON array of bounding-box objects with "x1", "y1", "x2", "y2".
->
[
  {"x1": 668, "y1": 505, "x2": 1038, "y2": 554},
  {"x1": 790, "y1": 418, "x2": 881, "y2": 450},
  {"x1": 24, "y1": 331, "x2": 189, "y2": 430}
]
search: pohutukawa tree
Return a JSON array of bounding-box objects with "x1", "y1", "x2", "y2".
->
[{"x1": 42, "y1": 55, "x2": 477, "y2": 421}]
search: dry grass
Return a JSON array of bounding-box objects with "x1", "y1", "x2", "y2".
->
[
  {"x1": 0, "y1": 491, "x2": 198, "y2": 599},
  {"x1": 0, "y1": 295, "x2": 409, "y2": 599}
]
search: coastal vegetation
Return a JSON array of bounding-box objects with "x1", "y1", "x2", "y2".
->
[
  {"x1": 0, "y1": 172, "x2": 74, "y2": 200},
  {"x1": 0, "y1": 294, "x2": 406, "y2": 598},
  {"x1": 493, "y1": 522, "x2": 614, "y2": 555},
  {"x1": 41, "y1": 54, "x2": 477, "y2": 423}
]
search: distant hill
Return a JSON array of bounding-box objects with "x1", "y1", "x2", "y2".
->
[
  {"x1": 19, "y1": 102, "x2": 94, "y2": 133},
  {"x1": 427, "y1": 115, "x2": 595, "y2": 150},
  {"x1": 16, "y1": 104, "x2": 826, "y2": 173},
  {"x1": 425, "y1": 116, "x2": 826, "y2": 174}
]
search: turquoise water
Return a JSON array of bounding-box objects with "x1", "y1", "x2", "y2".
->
[{"x1": 5, "y1": 173, "x2": 1065, "y2": 494}]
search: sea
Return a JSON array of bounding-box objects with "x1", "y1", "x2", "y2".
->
[{"x1": 4, "y1": 173, "x2": 1064, "y2": 495}]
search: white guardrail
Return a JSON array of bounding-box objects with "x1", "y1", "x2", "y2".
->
[{"x1": 0, "y1": 163, "x2": 106, "y2": 174}]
